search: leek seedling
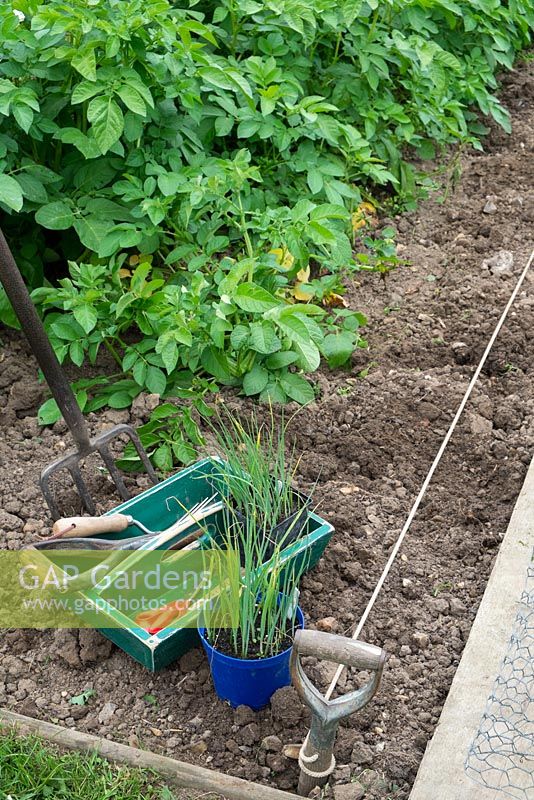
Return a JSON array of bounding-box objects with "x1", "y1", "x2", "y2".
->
[
  {"x1": 202, "y1": 408, "x2": 312, "y2": 659},
  {"x1": 204, "y1": 504, "x2": 310, "y2": 659},
  {"x1": 208, "y1": 407, "x2": 307, "y2": 559}
]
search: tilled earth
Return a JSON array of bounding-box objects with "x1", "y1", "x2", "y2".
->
[{"x1": 1, "y1": 60, "x2": 533, "y2": 799}]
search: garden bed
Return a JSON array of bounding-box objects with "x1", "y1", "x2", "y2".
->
[{"x1": 0, "y1": 59, "x2": 533, "y2": 799}]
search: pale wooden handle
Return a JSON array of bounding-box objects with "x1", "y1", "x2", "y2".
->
[
  {"x1": 51, "y1": 514, "x2": 131, "y2": 538},
  {"x1": 294, "y1": 629, "x2": 385, "y2": 671}
]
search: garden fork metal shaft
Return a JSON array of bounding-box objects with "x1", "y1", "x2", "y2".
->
[
  {"x1": 0, "y1": 228, "x2": 158, "y2": 519},
  {"x1": 290, "y1": 629, "x2": 386, "y2": 797}
]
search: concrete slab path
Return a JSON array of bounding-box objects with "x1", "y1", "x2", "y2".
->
[{"x1": 410, "y1": 456, "x2": 534, "y2": 800}]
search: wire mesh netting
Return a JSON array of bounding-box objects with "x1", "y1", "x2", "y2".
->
[{"x1": 465, "y1": 558, "x2": 534, "y2": 799}]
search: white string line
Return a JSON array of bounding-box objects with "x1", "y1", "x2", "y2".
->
[{"x1": 325, "y1": 246, "x2": 534, "y2": 701}]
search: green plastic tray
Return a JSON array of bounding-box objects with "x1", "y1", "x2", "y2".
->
[{"x1": 84, "y1": 458, "x2": 333, "y2": 671}]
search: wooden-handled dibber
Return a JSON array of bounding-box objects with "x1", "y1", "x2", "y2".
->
[
  {"x1": 51, "y1": 514, "x2": 132, "y2": 539},
  {"x1": 47, "y1": 495, "x2": 223, "y2": 542},
  {"x1": 290, "y1": 629, "x2": 386, "y2": 797}
]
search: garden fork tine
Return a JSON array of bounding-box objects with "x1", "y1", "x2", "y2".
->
[
  {"x1": 39, "y1": 424, "x2": 155, "y2": 519},
  {"x1": 0, "y1": 228, "x2": 159, "y2": 520}
]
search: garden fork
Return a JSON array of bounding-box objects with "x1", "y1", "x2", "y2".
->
[
  {"x1": 290, "y1": 629, "x2": 386, "y2": 797},
  {"x1": 0, "y1": 228, "x2": 158, "y2": 519}
]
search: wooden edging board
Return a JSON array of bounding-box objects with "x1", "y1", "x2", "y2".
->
[
  {"x1": 0, "y1": 708, "x2": 300, "y2": 800},
  {"x1": 409, "y1": 454, "x2": 534, "y2": 799}
]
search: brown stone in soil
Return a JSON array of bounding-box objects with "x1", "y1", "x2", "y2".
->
[
  {"x1": 261, "y1": 735, "x2": 283, "y2": 752},
  {"x1": 234, "y1": 705, "x2": 257, "y2": 726},
  {"x1": 333, "y1": 783, "x2": 365, "y2": 800}
]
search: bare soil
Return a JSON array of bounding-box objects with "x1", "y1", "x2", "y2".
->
[{"x1": 1, "y1": 59, "x2": 533, "y2": 799}]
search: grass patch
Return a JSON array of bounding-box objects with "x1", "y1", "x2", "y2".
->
[{"x1": 0, "y1": 730, "x2": 220, "y2": 800}]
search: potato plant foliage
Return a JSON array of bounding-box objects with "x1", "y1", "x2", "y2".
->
[{"x1": 0, "y1": 0, "x2": 531, "y2": 464}]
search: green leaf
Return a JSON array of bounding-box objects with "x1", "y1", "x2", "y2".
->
[
  {"x1": 321, "y1": 331, "x2": 355, "y2": 368},
  {"x1": 237, "y1": 119, "x2": 261, "y2": 138},
  {"x1": 15, "y1": 173, "x2": 48, "y2": 204},
  {"x1": 35, "y1": 201, "x2": 74, "y2": 230},
  {"x1": 342, "y1": 0, "x2": 363, "y2": 25},
  {"x1": 234, "y1": 283, "x2": 279, "y2": 314},
  {"x1": 122, "y1": 349, "x2": 139, "y2": 372},
  {"x1": 74, "y1": 217, "x2": 110, "y2": 252},
  {"x1": 276, "y1": 312, "x2": 313, "y2": 346},
  {"x1": 54, "y1": 127, "x2": 101, "y2": 159},
  {"x1": 230, "y1": 324, "x2": 249, "y2": 350},
  {"x1": 71, "y1": 81, "x2": 104, "y2": 104},
  {"x1": 265, "y1": 351, "x2": 298, "y2": 369},
  {"x1": 145, "y1": 365, "x2": 167, "y2": 395},
  {"x1": 179, "y1": 19, "x2": 217, "y2": 46},
  {"x1": 153, "y1": 443, "x2": 173, "y2": 472},
  {"x1": 116, "y1": 84, "x2": 146, "y2": 116},
  {"x1": 201, "y1": 347, "x2": 236, "y2": 384},
  {"x1": 51, "y1": 319, "x2": 83, "y2": 341},
  {"x1": 126, "y1": 77, "x2": 154, "y2": 110},
  {"x1": 157, "y1": 173, "x2": 183, "y2": 197},
  {"x1": 151, "y1": 403, "x2": 180, "y2": 421},
  {"x1": 249, "y1": 321, "x2": 281, "y2": 354},
  {"x1": 175, "y1": 327, "x2": 192, "y2": 347},
  {"x1": 68, "y1": 340, "x2": 84, "y2": 367},
  {"x1": 210, "y1": 317, "x2": 230, "y2": 348},
  {"x1": 161, "y1": 340, "x2": 179, "y2": 374},
  {"x1": 218, "y1": 260, "x2": 250, "y2": 296},
  {"x1": 276, "y1": 314, "x2": 321, "y2": 370},
  {"x1": 13, "y1": 104, "x2": 33, "y2": 133},
  {"x1": 183, "y1": 411, "x2": 204, "y2": 445},
  {"x1": 199, "y1": 67, "x2": 235, "y2": 91},
  {"x1": 243, "y1": 364, "x2": 269, "y2": 396},
  {"x1": 98, "y1": 226, "x2": 142, "y2": 258},
  {"x1": 70, "y1": 689, "x2": 95, "y2": 706},
  {"x1": 0, "y1": 174, "x2": 23, "y2": 212},
  {"x1": 310, "y1": 203, "x2": 348, "y2": 221},
  {"x1": 123, "y1": 111, "x2": 144, "y2": 142},
  {"x1": 307, "y1": 171, "x2": 323, "y2": 194},
  {"x1": 215, "y1": 116, "x2": 233, "y2": 136},
  {"x1": 308, "y1": 220, "x2": 336, "y2": 244},
  {"x1": 172, "y1": 439, "x2": 196, "y2": 465},
  {"x1": 279, "y1": 372, "x2": 315, "y2": 404},
  {"x1": 293, "y1": 338, "x2": 321, "y2": 371},
  {"x1": 213, "y1": 6, "x2": 228, "y2": 21},
  {"x1": 73, "y1": 304, "x2": 98, "y2": 334},
  {"x1": 132, "y1": 359, "x2": 147, "y2": 386},
  {"x1": 38, "y1": 398, "x2": 62, "y2": 426},
  {"x1": 115, "y1": 293, "x2": 136, "y2": 319},
  {"x1": 0, "y1": 289, "x2": 20, "y2": 330},
  {"x1": 87, "y1": 96, "x2": 124, "y2": 154},
  {"x1": 76, "y1": 390, "x2": 88, "y2": 411},
  {"x1": 259, "y1": 380, "x2": 287, "y2": 404},
  {"x1": 279, "y1": 303, "x2": 325, "y2": 317},
  {"x1": 72, "y1": 49, "x2": 97, "y2": 82},
  {"x1": 107, "y1": 390, "x2": 135, "y2": 409},
  {"x1": 106, "y1": 35, "x2": 121, "y2": 58},
  {"x1": 489, "y1": 102, "x2": 512, "y2": 134}
]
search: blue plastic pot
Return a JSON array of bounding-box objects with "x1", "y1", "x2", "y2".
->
[{"x1": 199, "y1": 605, "x2": 305, "y2": 710}]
